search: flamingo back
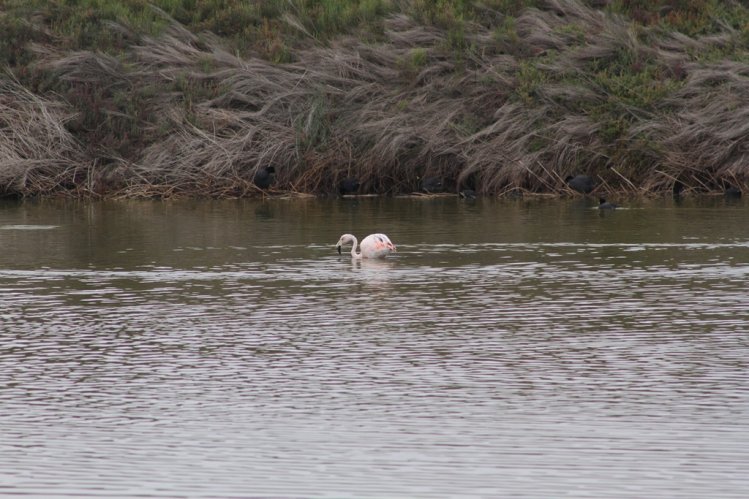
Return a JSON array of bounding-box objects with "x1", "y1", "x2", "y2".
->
[{"x1": 360, "y1": 233, "x2": 396, "y2": 258}]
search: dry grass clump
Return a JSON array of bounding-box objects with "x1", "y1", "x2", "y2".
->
[
  {"x1": 0, "y1": 73, "x2": 89, "y2": 196},
  {"x1": 637, "y1": 60, "x2": 749, "y2": 192},
  {"x1": 456, "y1": 0, "x2": 749, "y2": 195},
  {"x1": 2, "y1": 0, "x2": 749, "y2": 197}
]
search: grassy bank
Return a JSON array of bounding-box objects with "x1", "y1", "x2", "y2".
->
[{"x1": 2, "y1": 0, "x2": 749, "y2": 198}]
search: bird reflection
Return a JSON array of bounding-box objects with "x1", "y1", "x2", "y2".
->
[
  {"x1": 350, "y1": 257, "x2": 396, "y2": 272},
  {"x1": 348, "y1": 256, "x2": 397, "y2": 288},
  {"x1": 254, "y1": 203, "x2": 274, "y2": 220}
]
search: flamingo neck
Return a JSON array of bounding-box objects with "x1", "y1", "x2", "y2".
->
[{"x1": 350, "y1": 236, "x2": 361, "y2": 258}]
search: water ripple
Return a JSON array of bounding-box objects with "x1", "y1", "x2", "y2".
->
[{"x1": 1, "y1": 199, "x2": 748, "y2": 498}]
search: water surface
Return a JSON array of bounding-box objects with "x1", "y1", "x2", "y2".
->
[{"x1": 1, "y1": 196, "x2": 747, "y2": 498}]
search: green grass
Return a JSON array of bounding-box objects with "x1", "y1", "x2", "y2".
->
[{"x1": 4, "y1": 0, "x2": 748, "y2": 62}]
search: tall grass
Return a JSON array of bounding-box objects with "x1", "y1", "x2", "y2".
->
[
  {"x1": 2, "y1": 0, "x2": 749, "y2": 197},
  {"x1": 0, "y1": 74, "x2": 88, "y2": 195}
]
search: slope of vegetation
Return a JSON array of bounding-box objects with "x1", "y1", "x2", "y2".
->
[{"x1": 2, "y1": 0, "x2": 749, "y2": 197}]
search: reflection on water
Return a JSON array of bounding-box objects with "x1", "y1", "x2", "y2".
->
[{"x1": 0, "y1": 197, "x2": 748, "y2": 498}]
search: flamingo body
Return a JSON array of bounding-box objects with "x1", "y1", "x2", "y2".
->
[{"x1": 336, "y1": 233, "x2": 396, "y2": 259}]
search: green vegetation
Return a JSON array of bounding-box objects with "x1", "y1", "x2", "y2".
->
[{"x1": 2, "y1": 0, "x2": 749, "y2": 197}]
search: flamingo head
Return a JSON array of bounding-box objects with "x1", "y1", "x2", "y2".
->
[{"x1": 335, "y1": 234, "x2": 356, "y2": 255}]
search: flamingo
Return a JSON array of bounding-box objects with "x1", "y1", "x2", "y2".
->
[{"x1": 336, "y1": 233, "x2": 396, "y2": 259}]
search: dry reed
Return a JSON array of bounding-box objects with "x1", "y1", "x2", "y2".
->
[
  {"x1": 0, "y1": 73, "x2": 89, "y2": 196},
  {"x1": 2, "y1": 0, "x2": 748, "y2": 197}
]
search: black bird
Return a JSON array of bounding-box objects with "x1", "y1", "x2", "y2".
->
[
  {"x1": 598, "y1": 197, "x2": 618, "y2": 210},
  {"x1": 253, "y1": 166, "x2": 276, "y2": 189},
  {"x1": 420, "y1": 177, "x2": 444, "y2": 193},
  {"x1": 338, "y1": 177, "x2": 360, "y2": 196},
  {"x1": 673, "y1": 179, "x2": 685, "y2": 198},
  {"x1": 459, "y1": 189, "x2": 476, "y2": 200},
  {"x1": 724, "y1": 186, "x2": 742, "y2": 198},
  {"x1": 565, "y1": 175, "x2": 595, "y2": 194}
]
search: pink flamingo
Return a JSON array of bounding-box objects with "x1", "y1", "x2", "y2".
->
[{"x1": 336, "y1": 233, "x2": 396, "y2": 259}]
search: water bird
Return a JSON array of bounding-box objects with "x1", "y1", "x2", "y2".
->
[
  {"x1": 673, "y1": 179, "x2": 685, "y2": 198},
  {"x1": 420, "y1": 177, "x2": 444, "y2": 193},
  {"x1": 336, "y1": 233, "x2": 396, "y2": 259},
  {"x1": 598, "y1": 197, "x2": 618, "y2": 210},
  {"x1": 724, "y1": 186, "x2": 742, "y2": 198},
  {"x1": 459, "y1": 189, "x2": 477, "y2": 200},
  {"x1": 338, "y1": 177, "x2": 360, "y2": 196},
  {"x1": 565, "y1": 174, "x2": 595, "y2": 194},
  {"x1": 253, "y1": 166, "x2": 276, "y2": 189}
]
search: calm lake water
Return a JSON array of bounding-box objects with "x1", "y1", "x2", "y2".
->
[{"x1": 0, "y1": 195, "x2": 747, "y2": 498}]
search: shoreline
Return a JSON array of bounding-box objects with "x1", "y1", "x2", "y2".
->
[{"x1": 0, "y1": 186, "x2": 742, "y2": 202}]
